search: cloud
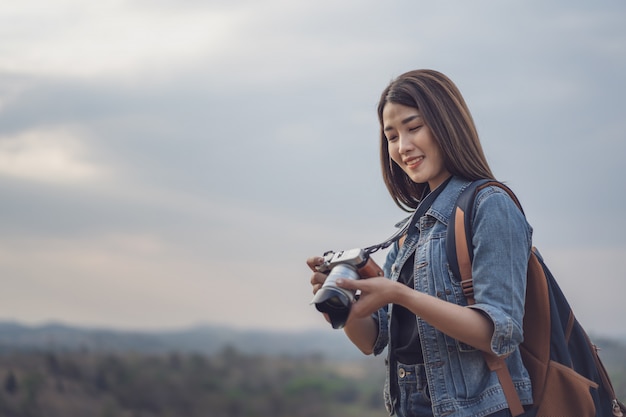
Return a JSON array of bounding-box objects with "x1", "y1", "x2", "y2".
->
[
  {"x1": 0, "y1": 127, "x2": 107, "y2": 184},
  {"x1": 0, "y1": 0, "x2": 624, "y2": 337},
  {"x1": 540, "y1": 246, "x2": 626, "y2": 337},
  {"x1": 0, "y1": 219, "x2": 338, "y2": 331},
  {"x1": 0, "y1": 1, "x2": 243, "y2": 80}
]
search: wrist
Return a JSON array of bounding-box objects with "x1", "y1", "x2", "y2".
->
[{"x1": 393, "y1": 281, "x2": 418, "y2": 307}]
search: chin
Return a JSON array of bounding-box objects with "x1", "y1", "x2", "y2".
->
[{"x1": 407, "y1": 174, "x2": 427, "y2": 184}]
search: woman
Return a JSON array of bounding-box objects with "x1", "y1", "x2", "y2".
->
[{"x1": 307, "y1": 70, "x2": 534, "y2": 417}]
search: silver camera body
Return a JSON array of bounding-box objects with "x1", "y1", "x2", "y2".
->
[
  {"x1": 316, "y1": 248, "x2": 368, "y2": 274},
  {"x1": 311, "y1": 248, "x2": 381, "y2": 329}
]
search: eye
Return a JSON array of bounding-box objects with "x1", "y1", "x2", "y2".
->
[
  {"x1": 409, "y1": 124, "x2": 422, "y2": 132},
  {"x1": 386, "y1": 135, "x2": 398, "y2": 142}
]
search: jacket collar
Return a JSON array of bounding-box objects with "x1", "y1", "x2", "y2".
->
[{"x1": 427, "y1": 176, "x2": 472, "y2": 226}]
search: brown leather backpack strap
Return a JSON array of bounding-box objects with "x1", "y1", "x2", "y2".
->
[
  {"x1": 484, "y1": 354, "x2": 525, "y2": 416},
  {"x1": 454, "y1": 206, "x2": 475, "y2": 303},
  {"x1": 454, "y1": 184, "x2": 525, "y2": 417}
]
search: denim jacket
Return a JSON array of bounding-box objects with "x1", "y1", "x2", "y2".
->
[{"x1": 372, "y1": 177, "x2": 534, "y2": 417}]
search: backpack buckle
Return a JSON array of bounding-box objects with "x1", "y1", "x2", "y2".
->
[{"x1": 461, "y1": 279, "x2": 474, "y2": 299}]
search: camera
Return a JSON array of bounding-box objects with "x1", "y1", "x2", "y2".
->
[{"x1": 310, "y1": 248, "x2": 383, "y2": 329}]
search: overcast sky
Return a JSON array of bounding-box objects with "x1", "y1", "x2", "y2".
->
[{"x1": 1, "y1": 0, "x2": 625, "y2": 338}]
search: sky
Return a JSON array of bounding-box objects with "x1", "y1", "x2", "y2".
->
[{"x1": 0, "y1": 0, "x2": 625, "y2": 338}]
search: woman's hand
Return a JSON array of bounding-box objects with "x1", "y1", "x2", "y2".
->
[
  {"x1": 339, "y1": 275, "x2": 496, "y2": 354},
  {"x1": 306, "y1": 257, "x2": 383, "y2": 355},
  {"x1": 306, "y1": 256, "x2": 333, "y2": 324},
  {"x1": 306, "y1": 256, "x2": 327, "y2": 295},
  {"x1": 336, "y1": 277, "x2": 403, "y2": 322}
]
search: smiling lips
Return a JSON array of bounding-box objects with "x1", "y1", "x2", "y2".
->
[{"x1": 403, "y1": 155, "x2": 424, "y2": 169}]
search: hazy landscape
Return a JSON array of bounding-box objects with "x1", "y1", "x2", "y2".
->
[{"x1": 0, "y1": 322, "x2": 624, "y2": 416}]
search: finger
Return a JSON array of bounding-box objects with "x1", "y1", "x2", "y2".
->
[
  {"x1": 312, "y1": 283, "x2": 322, "y2": 294},
  {"x1": 335, "y1": 277, "x2": 360, "y2": 290},
  {"x1": 310, "y1": 272, "x2": 327, "y2": 287},
  {"x1": 306, "y1": 256, "x2": 325, "y2": 272},
  {"x1": 346, "y1": 302, "x2": 369, "y2": 321}
]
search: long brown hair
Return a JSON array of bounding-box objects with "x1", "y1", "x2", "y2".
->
[{"x1": 378, "y1": 69, "x2": 494, "y2": 211}]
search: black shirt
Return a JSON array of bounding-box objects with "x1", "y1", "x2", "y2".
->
[
  {"x1": 388, "y1": 177, "x2": 452, "y2": 366},
  {"x1": 390, "y1": 251, "x2": 423, "y2": 365}
]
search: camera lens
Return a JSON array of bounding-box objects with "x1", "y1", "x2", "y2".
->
[
  {"x1": 311, "y1": 287, "x2": 351, "y2": 329},
  {"x1": 312, "y1": 288, "x2": 350, "y2": 312},
  {"x1": 325, "y1": 296, "x2": 346, "y2": 309},
  {"x1": 310, "y1": 263, "x2": 359, "y2": 329}
]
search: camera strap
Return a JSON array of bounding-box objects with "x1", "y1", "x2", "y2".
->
[
  {"x1": 364, "y1": 177, "x2": 452, "y2": 256},
  {"x1": 363, "y1": 216, "x2": 411, "y2": 255}
]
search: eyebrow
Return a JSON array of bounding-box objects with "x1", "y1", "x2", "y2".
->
[{"x1": 383, "y1": 114, "x2": 423, "y2": 132}]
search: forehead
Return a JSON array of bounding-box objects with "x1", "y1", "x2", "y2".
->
[{"x1": 382, "y1": 102, "x2": 422, "y2": 129}]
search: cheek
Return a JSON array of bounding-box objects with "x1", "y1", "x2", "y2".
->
[
  {"x1": 432, "y1": 147, "x2": 446, "y2": 169},
  {"x1": 387, "y1": 143, "x2": 400, "y2": 162}
]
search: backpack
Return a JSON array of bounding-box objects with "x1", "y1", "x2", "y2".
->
[{"x1": 446, "y1": 179, "x2": 626, "y2": 417}]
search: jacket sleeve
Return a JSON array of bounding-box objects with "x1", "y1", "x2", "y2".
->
[{"x1": 467, "y1": 186, "x2": 532, "y2": 357}]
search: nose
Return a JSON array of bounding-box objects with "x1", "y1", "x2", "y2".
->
[{"x1": 398, "y1": 133, "x2": 414, "y2": 155}]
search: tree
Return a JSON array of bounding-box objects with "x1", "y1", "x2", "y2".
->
[{"x1": 4, "y1": 370, "x2": 17, "y2": 395}]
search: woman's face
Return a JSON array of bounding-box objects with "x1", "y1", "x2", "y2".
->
[{"x1": 382, "y1": 102, "x2": 450, "y2": 190}]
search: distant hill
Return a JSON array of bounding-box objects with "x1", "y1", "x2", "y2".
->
[
  {"x1": 0, "y1": 321, "x2": 366, "y2": 360},
  {"x1": 0, "y1": 321, "x2": 624, "y2": 369},
  {"x1": 0, "y1": 321, "x2": 623, "y2": 417},
  {"x1": 1, "y1": 321, "x2": 624, "y2": 401}
]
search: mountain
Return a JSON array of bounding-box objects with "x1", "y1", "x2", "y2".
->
[
  {"x1": 1, "y1": 321, "x2": 624, "y2": 367},
  {"x1": 0, "y1": 321, "x2": 365, "y2": 359}
]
